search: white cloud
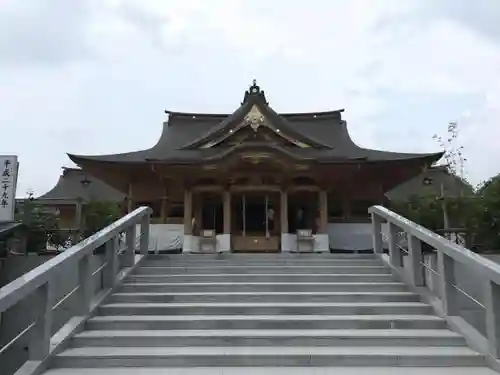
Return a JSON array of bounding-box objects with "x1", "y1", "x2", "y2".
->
[{"x1": 1, "y1": 0, "x2": 499, "y2": 195}]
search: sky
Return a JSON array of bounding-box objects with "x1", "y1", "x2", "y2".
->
[{"x1": 1, "y1": 0, "x2": 500, "y2": 197}]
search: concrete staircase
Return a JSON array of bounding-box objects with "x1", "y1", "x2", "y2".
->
[{"x1": 44, "y1": 253, "x2": 495, "y2": 374}]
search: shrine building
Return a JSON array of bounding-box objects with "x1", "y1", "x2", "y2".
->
[{"x1": 63, "y1": 81, "x2": 442, "y2": 253}]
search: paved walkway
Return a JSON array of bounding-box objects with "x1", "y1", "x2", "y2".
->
[{"x1": 44, "y1": 367, "x2": 498, "y2": 375}]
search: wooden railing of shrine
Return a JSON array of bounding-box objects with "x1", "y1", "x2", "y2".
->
[
  {"x1": 0, "y1": 206, "x2": 151, "y2": 372},
  {"x1": 370, "y1": 205, "x2": 500, "y2": 368}
]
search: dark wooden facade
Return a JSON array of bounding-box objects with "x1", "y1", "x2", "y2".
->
[{"x1": 59, "y1": 81, "x2": 442, "y2": 251}]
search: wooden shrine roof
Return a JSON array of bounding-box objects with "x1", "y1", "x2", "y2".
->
[{"x1": 68, "y1": 81, "x2": 442, "y2": 167}]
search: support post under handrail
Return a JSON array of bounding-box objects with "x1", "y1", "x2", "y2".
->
[
  {"x1": 29, "y1": 281, "x2": 53, "y2": 360},
  {"x1": 103, "y1": 237, "x2": 119, "y2": 289},
  {"x1": 78, "y1": 254, "x2": 92, "y2": 315},
  {"x1": 485, "y1": 279, "x2": 500, "y2": 359},
  {"x1": 438, "y1": 242, "x2": 458, "y2": 316},
  {"x1": 371, "y1": 213, "x2": 383, "y2": 254},
  {"x1": 388, "y1": 222, "x2": 403, "y2": 268},
  {"x1": 408, "y1": 234, "x2": 424, "y2": 287},
  {"x1": 140, "y1": 215, "x2": 150, "y2": 255},
  {"x1": 124, "y1": 226, "x2": 136, "y2": 267}
]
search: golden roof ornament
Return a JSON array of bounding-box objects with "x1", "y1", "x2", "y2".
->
[{"x1": 242, "y1": 79, "x2": 268, "y2": 104}]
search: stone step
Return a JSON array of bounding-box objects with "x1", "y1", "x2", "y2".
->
[
  {"x1": 146, "y1": 253, "x2": 379, "y2": 261},
  {"x1": 140, "y1": 259, "x2": 382, "y2": 267},
  {"x1": 120, "y1": 282, "x2": 407, "y2": 293},
  {"x1": 98, "y1": 302, "x2": 433, "y2": 316},
  {"x1": 133, "y1": 265, "x2": 390, "y2": 275},
  {"x1": 127, "y1": 273, "x2": 396, "y2": 283},
  {"x1": 41, "y1": 366, "x2": 500, "y2": 375},
  {"x1": 53, "y1": 346, "x2": 486, "y2": 368},
  {"x1": 87, "y1": 315, "x2": 448, "y2": 331},
  {"x1": 71, "y1": 329, "x2": 465, "y2": 347},
  {"x1": 109, "y1": 291, "x2": 421, "y2": 303}
]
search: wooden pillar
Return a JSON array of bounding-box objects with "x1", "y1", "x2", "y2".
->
[
  {"x1": 160, "y1": 185, "x2": 169, "y2": 223},
  {"x1": 319, "y1": 190, "x2": 328, "y2": 233},
  {"x1": 160, "y1": 198, "x2": 169, "y2": 223},
  {"x1": 194, "y1": 193, "x2": 202, "y2": 235},
  {"x1": 74, "y1": 199, "x2": 83, "y2": 230},
  {"x1": 127, "y1": 182, "x2": 133, "y2": 213},
  {"x1": 280, "y1": 190, "x2": 288, "y2": 233},
  {"x1": 223, "y1": 190, "x2": 231, "y2": 234},
  {"x1": 342, "y1": 198, "x2": 351, "y2": 222},
  {"x1": 184, "y1": 189, "x2": 193, "y2": 235}
]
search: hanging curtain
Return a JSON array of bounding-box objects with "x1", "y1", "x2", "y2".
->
[
  {"x1": 212, "y1": 200, "x2": 216, "y2": 231},
  {"x1": 242, "y1": 194, "x2": 246, "y2": 236},
  {"x1": 265, "y1": 194, "x2": 269, "y2": 237}
]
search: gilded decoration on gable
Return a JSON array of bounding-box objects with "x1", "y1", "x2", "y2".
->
[
  {"x1": 240, "y1": 152, "x2": 273, "y2": 164},
  {"x1": 244, "y1": 105, "x2": 266, "y2": 132}
]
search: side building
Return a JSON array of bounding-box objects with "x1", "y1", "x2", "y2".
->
[{"x1": 34, "y1": 168, "x2": 124, "y2": 234}]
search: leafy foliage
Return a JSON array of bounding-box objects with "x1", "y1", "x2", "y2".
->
[
  {"x1": 474, "y1": 175, "x2": 500, "y2": 249},
  {"x1": 15, "y1": 193, "x2": 66, "y2": 252},
  {"x1": 81, "y1": 200, "x2": 121, "y2": 239}
]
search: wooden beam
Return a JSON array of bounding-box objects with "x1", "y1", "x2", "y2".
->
[
  {"x1": 127, "y1": 182, "x2": 133, "y2": 213},
  {"x1": 280, "y1": 190, "x2": 288, "y2": 233},
  {"x1": 319, "y1": 190, "x2": 328, "y2": 233},
  {"x1": 183, "y1": 190, "x2": 193, "y2": 235},
  {"x1": 223, "y1": 190, "x2": 231, "y2": 234}
]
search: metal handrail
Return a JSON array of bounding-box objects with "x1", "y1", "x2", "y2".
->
[
  {"x1": 0, "y1": 207, "x2": 151, "y2": 314},
  {"x1": 370, "y1": 204, "x2": 500, "y2": 361},
  {"x1": 369, "y1": 205, "x2": 500, "y2": 285},
  {"x1": 0, "y1": 206, "x2": 151, "y2": 364}
]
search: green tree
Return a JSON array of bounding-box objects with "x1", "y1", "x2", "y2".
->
[
  {"x1": 81, "y1": 200, "x2": 121, "y2": 239},
  {"x1": 16, "y1": 193, "x2": 66, "y2": 253},
  {"x1": 389, "y1": 191, "x2": 443, "y2": 231},
  {"x1": 475, "y1": 174, "x2": 500, "y2": 250}
]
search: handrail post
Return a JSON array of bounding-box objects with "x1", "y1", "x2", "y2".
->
[
  {"x1": 388, "y1": 222, "x2": 403, "y2": 267},
  {"x1": 103, "y1": 237, "x2": 119, "y2": 289},
  {"x1": 78, "y1": 254, "x2": 93, "y2": 315},
  {"x1": 371, "y1": 212, "x2": 383, "y2": 254},
  {"x1": 408, "y1": 234, "x2": 424, "y2": 286},
  {"x1": 438, "y1": 249, "x2": 458, "y2": 315},
  {"x1": 485, "y1": 279, "x2": 500, "y2": 359},
  {"x1": 29, "y1": 281, "x2": 53, "y2": 360},
  {"x1": 140, "y1": 214, "x2": 150, "y2": 256},
  {"x1": 124, "y1": 226, "x2": 136, "y2": 267}
]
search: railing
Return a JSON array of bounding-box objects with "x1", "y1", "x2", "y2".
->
[
  {"x1": 369, "y1": 205, "x2": 500, "y2": 360},
  {"x1": 0, "y1": 206, "x2": 151, "y2": 370}
]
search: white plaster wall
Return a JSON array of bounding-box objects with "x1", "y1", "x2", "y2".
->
[
  {"x1": 281, "y1": 233, "x2": 296, "y2": 252},
  {"x1": 146, "y1": 222, "x2": 390, "y2": 252},
  {"x1": 313, "y1": 234, "x2": 329, "y2": 252},
  {"x1": 182, "y1": 234, "x2": 198, "y2": 253},
  {"x1": 136, "y1": 224, "x2": 183, "y2": 252},
  {"x1": 328, "y1": 222, "x2": 390, "y2": 251},
  {"x1": 216, "y1": 234, "x2": 231, "y2": 252}
]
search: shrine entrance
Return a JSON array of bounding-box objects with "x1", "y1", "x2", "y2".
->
[{"x1": 232, "y1": 191, "x2": 280, "y2": 252}]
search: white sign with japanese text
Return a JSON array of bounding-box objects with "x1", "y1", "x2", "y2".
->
[{"x1": 0, "y1": 155, "x2": 19, "y2": 223}]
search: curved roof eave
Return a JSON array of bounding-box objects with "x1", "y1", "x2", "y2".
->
[{"x1": 164, "y1": 108, "x2": 345, "y2": 119}]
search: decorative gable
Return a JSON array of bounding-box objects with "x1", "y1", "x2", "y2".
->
[{"x1": 200, "y1": 105, "x2": 311, "y2": 149}]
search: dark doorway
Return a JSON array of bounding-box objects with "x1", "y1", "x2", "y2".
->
[
  {"x1": 234, "y1": 194, "x2": 276, "y2": 235},
  {"x1": 202, "y1": 198, "x2": 223, "y2": 234}
]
